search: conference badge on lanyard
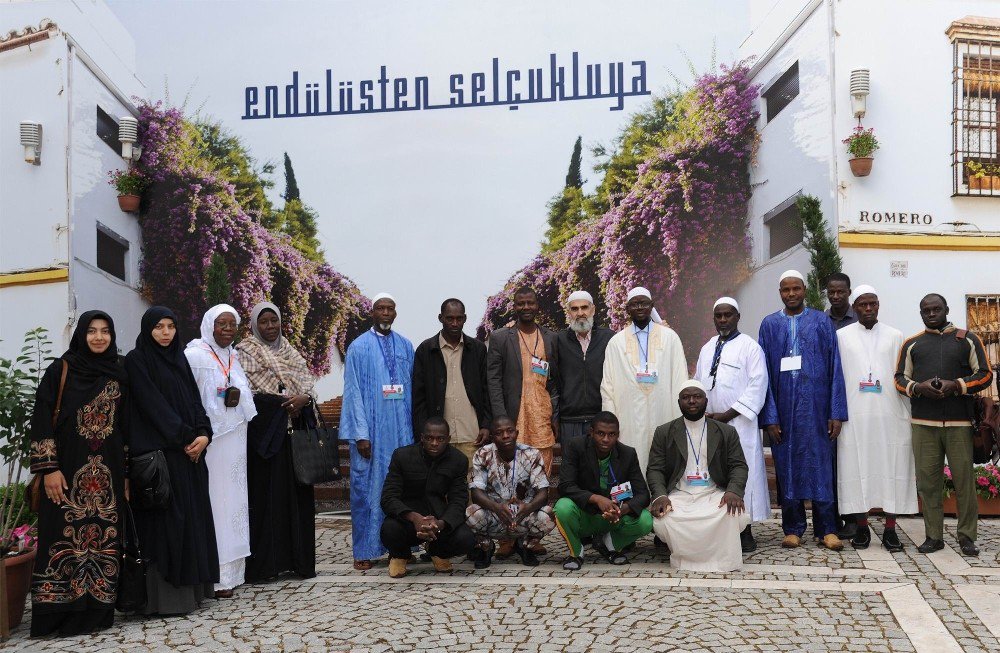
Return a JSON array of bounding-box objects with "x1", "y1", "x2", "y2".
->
[
  {"x1": 530, "y1": 356, "x2": 549, "y2": 378},
  {"x1": 636, "y1": 366, "x2": 658, "y2": 384},
  {"x1": 859, "y1": 373, "x2": 882, "y2": 394},
  {"x1": 610, "y1": 481, "x2": 633, "y2": 502},
  {"x1": 382, "y1": 384, "x2": 405, "y2": 400},
  {"x1": 780, "y1": 356, "x2": 802, "y2": 372}
]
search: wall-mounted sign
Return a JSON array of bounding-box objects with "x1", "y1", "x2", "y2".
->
[
  {"x1": 858, "y1": 211, "x2": 933, "y2": 225},
  {"x1": 890, "y1": 261, "x2": 908, "y2": 278}
]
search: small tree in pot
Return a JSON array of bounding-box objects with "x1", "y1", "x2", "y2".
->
[{"x1": 843, "y1": 125, "x2": 879, "y2": 177}]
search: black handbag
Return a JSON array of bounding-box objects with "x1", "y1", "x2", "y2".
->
[
  {"x1": 129, "y1": 450, "x2": 171, "y2": 510},
  {"x1": 116, "y1": 501, "x2": 148, "y2": 612},
  {"x1": 289, "y1": 409, "x2": 341, "y2": 486}
]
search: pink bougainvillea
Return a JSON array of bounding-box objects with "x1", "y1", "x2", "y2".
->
[
  {"x1": 479, "y1": 64, "x2": 759, "y2": 362},
  {"x1": 134, "y1": 102, "x2": 368, "y2": 374}
]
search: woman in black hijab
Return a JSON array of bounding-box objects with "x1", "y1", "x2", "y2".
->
[
  {"x1": 29, "y1": 310, "x2": 128, "y2": 637},
  {"x1": 124, "y1": 306, "x2": 218, "y2": 615}
]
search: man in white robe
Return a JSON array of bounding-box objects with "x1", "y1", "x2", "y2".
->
[
  {"x1": 694, "y1": 297, "x2": 770, "y2": 552},
  {"x1": 601, "y1": 287, "x2": 688, "y2": 473},
  {"x1": 836, "y1": 285, "x2": 916, "y2": 552},
  {"x1": 647, "y1": 380, "x2": 751, "y2": 572}
]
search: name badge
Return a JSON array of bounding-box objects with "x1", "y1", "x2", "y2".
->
[
  {"x1": 780, "y1": 355, "x2": 802, "y2": 372},
  {"x1": 508, "y1": 501, "x2": 520, "y2": 516},
  {"x1": 382, "y1": 384, "x2": 405, "y2": 400},
  {"x1": 610, "y1": 481, "x2": 633, "y2": 502},
  {"x1": 859, "y1": 379, "x2": 882, "y2": 393},
  {"x1": 216, "y1": 386, "x2": 228, "y2": 398},
  {"x1": 635, "y1": 367, "x2": 658, "y2": 384},
  {"x1": 530, "y1": 356, "x2": 549, "y2": 377},
  {"x1": 686, "y1": 472, "x2": 710, "y2": 487}
]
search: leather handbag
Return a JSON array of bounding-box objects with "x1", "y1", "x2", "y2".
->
[
  {"x1": 289, "y1": 410, "x2": 341, "y2": 486},
  {"x1": 28, "y1": 360, "x2": 68, "y2": 513},
  {"x1": 973, "y1": 395, "x2": 1000, "y2": 464},
  {"x1": 116, "y1": 500, "x2": 148, "y2": 612},
  {"x1": 129, "y1": 450, "x2": 171, "y2": 510}
]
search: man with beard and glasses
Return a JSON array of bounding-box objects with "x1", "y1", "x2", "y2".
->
[
  {"x1": 556, "y1": 290, "x2": 614, "y2": 444},
  {"x1": 647, "y1": 381, "x2": 750, "y2": 572},
  {"x1": 694, "y1": 297, "x2": 770, "y2": 552},
  {"x1": 341, "y1": 293, "x2": 416, "y2": 571}
]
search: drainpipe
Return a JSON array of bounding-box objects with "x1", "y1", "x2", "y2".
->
[
  {"x1": 826, "y1": 0, "x2": 842, "y2": 243},
  {"x1": 65, "y1": 38, "x2": 75, "y2": 346}
]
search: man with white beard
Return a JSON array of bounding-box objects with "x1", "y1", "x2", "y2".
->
[{"x1": 556, "y1": 291, "x2": 614, "y2": 443}]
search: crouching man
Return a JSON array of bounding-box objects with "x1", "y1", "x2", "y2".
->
[{"x1": 647, "y1": 380, "x2": 751, "y2": 572}]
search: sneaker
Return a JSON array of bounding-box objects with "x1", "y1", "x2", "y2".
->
[
  {"x1": 916, "y1": 538, "x2": 944, "y2": 554},
  {"x1": 513, "y1": 539, "x2": 540, "y2": 567},
  {"x1": 851, "y1": 524, "x2": 871, "y2": 550},
  {"x1": 958, "y1": 536, "x2": 980, "y2": 557},
  {"x1": 881, "y1": 527, "x2": 903, "y2": 553}
]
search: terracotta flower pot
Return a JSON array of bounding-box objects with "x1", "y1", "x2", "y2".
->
[
  {"x1": 940, "y1": 495, "x2": 1000, "y2": 516},
  {"x1": 968, "y1": 175, "x2": 1000, "y2": 191},
  {"x1": 117, "y1": 194, "x2": 141, "y2": 213},
  {"x1": 4, "y1": 548, "x2": 36, "y2": 629},
  {"x1": 848, "y1": 157, "x2": 873, "y2": 177}
]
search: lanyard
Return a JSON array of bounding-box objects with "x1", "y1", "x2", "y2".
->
[
  {"x1": 685, "y1": 421, "x2": 708, "y2": 473},
  {"x1": 376, "y1": 331, "x2": 398, "y2": 384},
  {"x1": 603, "y1": 456, "x2": 619, "y2": 487},
  {"x1": 786, "y1": 312, "x2": 801, "y2": 356},
  {"x1": 205, "y1": 345, "x2": 232, "y2": 385},
  {"x1": 862, "y1": 324, "x2": 882, "y2": 376},
  {"x1": 518, "y1": 328, "x2": 540, "y2": 358},
  {"x1": 634, "y1": 325, "x2": 650, "y2": 370},
  {"x1": 709, "y1": 330, "x2": 740, "y2": 389}
]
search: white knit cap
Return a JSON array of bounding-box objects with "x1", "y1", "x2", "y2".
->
[
  {"x1": 626, "y1": 287, "x2": 652, "y2": 302},
  {"x1": 713, "y1": 297, "x2": 739, "y2": 312},
  {"x1": 850, "y1": 284, "x2": 878, "y2": 304},
  {"x1": 779, "y1": 270, "x2": 806, "y2": 284},
  {"x1": 567, "y1": 290, "x2": 594, "y2": 305},
  {"x1": 371, "y1": 292, "x2": 395, "y2": 305},
  {"x1": 679, "y1": 379, "x2": 707, "y2": 394}
]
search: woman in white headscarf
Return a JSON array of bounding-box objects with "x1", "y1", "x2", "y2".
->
[
  {"x1": 236, "y1": 301, "x2": 319, "y2": 582},
  {"x1": 185, "y1": 304, "x2": 257, "y2": 598}
]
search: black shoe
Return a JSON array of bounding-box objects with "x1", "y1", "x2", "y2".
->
[
  {"x1": 837, "y1": 521, "x2": 858, "y2": 540},
  {"x1": 562, "y1": 556, "x2": 584, "y2": 571},
  {"x1": 851, "y1": 524, "x2": 871, "y2": 550},
  {"x1": 958, "y1": 536, "x2": 980, "y2": 557},
  {"x1": 473, "y1": 539, "x2": 495, "y2": 569},
  {"x1": 917, "y1": 538, "x2": 945, "y2": 554},
  {"x1": 881, "y1": 528, "x2": 904, "y2": 553},
  {"x1": 653, "y1": 535, "x2": 669, "y2": 549},
  {"x1": 513, "y1": 539, "x2": 540, "y2": 567},
  {"x1": 740, "y1": 525, "x2": 757, "y2": 553}
]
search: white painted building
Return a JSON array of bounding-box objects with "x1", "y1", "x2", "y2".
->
[
  {"x1": 0, "y1": 1, "x2": 148, "y2": 362},
  {"x1": 737, "y1": 0, "x2": 1000, "y2": 392}
]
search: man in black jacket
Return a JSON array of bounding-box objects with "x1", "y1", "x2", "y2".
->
[
  {"x1": 556, "y1": 290, "x2": 614, "y2": 443},
  {"x1": 412, "y1": 299, "x2": 491, "y2": 467},
  {"x1": 380, "y1": 417, "x2": 477, "y2": 578},
  {"x1": 554, "y1": 411, "x2": 653, "y2": 570},
  {"x1": 894, "y1": 293, "x2": 994, "y2": 557}
]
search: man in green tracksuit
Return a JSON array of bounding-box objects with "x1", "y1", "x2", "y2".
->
[{"x1": 895, "y1": 293, "x2": 993, "y2": 557}]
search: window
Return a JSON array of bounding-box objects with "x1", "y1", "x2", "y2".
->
[
  {"x1": 949, "y1": 18, "x2": 1000, "y2": 196},
  {"x1": 764, "y1": 194, "x2": 803, "y2": 259},
  {"x1": 968, "y1": 295, "x2": 999, "y2": 400},
  {"x1": 762, "y1": 62, "x2": 799, "y2": 122},
  {"x1": 96, "y1": 106, "x2": 119, "y2": 155},
  {"x1": 96, "y1": 223, "x2": 128, "y2": 281}
]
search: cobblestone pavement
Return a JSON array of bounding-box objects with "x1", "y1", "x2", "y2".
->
[{"x1": 5, "y1": 515, "x2": 1000, "y2": 652}]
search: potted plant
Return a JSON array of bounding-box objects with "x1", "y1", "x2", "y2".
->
[
  {"x1": 107, "y1": 168, "x2": 148, "y2": 213},
  {"x1": 0, "y1": 328, "x2": 52, "y2": 631},
  {"x1": 843, "y1": 125, "x2": 879, "y2": 177},
  {"x1": 941, "y1": 463, "x2": 1000, "y2": 516},
  {"x1": 965, "y1": 160, "x2": 1000, "y2": 191}
]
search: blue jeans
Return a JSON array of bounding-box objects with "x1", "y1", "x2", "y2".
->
[{"x1": 781, "y1": 498, "x2": 837, "y2": 538}]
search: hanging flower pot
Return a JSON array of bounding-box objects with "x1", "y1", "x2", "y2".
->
[
  {"x1": 117, "y1": 194, "x2": 141, "y2": 213},
  {"x1": 843, "y1": 125, "x2": 879, "y2": 178},
  {"x1": 848, "y1": 157, "x2": 873, "y2": 177}
]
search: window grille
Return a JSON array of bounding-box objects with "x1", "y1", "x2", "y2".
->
[
  {"x1": 967, "y1": 294, "x2": 1000, "y2": 400},
  {"x1": 949, "y1": 18, "x2": 1000, "y2": 196}
]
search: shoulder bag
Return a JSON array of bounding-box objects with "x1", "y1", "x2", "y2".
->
[
  {"x1": 289, "y1": 406, "x2": 341, "y2": 486},
  {"x1": 115, "y1": 500, "x2": 148, "y2": 612},
  {"x1": 28, "y1": 360, "x2": 68, "y2": 513}
]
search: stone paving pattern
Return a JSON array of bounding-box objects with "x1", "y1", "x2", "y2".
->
[{"x1": 3, "y1": 516, "x2": 999, "y2": 652}]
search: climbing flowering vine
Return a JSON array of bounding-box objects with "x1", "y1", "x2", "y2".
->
[
  {"x1": 480, "y1": 64, "x2": 759, "y2": 361},
  {"x1": 134, "y1": 102, "x2": 368, "y2": 374}
]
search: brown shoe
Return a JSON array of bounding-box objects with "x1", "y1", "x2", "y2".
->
[
  {"x1": 353, "y1": 559, "x2": 374, "y2": 571},
  {"x1": 525, "y1": 539, "x2": 547, "y2": 555},
  {"x1": 781, "y1": 534, "x2": 801, "y2": 548},
  {"x1": 214, "y1": 589, "x2": 234, "y2": 599},
  {"x1": 496, "y1": 539, "x2": 515, "y2": 558},
  {"x1": 388, "y1": 558, "x2": 408, "y2": 578},
  {"x1": 431, "y1": 556, "x2": 453, "y2": 572},
  {"x1": 821, "y1": 534, "x2": 844, "y2": 551}
]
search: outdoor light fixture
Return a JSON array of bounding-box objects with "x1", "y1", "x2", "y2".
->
[
  {"x1": 850, "y1": 69, "x2": 870, "y2": 118},
  {"x1": 19, "y1": 121, "x2": 42, "y2": 165},
  {"x1": 118, "y1": 116, "x2": 140, "y2": 162}
]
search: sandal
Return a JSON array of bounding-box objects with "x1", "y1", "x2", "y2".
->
[
  {"x1": 593, "y1": 538, "x2": 628, "y2": 565},
  {"x1": 561, "y1": 556, "x2": 584, "y2": 571},
  {"x1": 353, "y1": 559, "x2": 374, "y2": 571}
]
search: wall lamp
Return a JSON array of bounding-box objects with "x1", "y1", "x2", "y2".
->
[
  {"x1": 118, "y1": 116, "x2": 141, "y2": 162},
  {"x1": 850, "y1": 69, "x2": 870, "y2": 119},
  {"x1": 19, "y1": 121, "x2": 42, "y2": 165}
]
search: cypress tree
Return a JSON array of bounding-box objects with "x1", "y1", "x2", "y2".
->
[
  {"x1": 283, "y1": 152, "x2": 300, "y2": 202},
  {"x1": 795, "y1": 195, "x2": 843, "y2": 309},
  {"x1": 204, "y1": 252, "x2": 231, "y2": 305},
  {"x1": 565, "y1": 136, "x2": 584, "y2": 189}
]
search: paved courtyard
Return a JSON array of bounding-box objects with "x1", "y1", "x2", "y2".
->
[{"x1": 5, "y1": 514, "x2": 1000, "y2": 652}]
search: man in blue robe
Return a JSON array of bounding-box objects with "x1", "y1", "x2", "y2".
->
[
  {"x1": 340, "y1": 292, "x2": 415, "y2": 569},
  {"x1": 759, "y1": 270, "x2": 848, "y2": 551}
]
